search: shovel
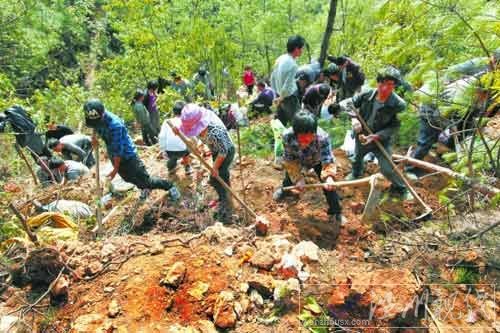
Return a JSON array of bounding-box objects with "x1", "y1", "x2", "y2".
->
[
  {"x1": 352, "y1": 109, "x2": 433, "y2": 221},
  {"x1": 167, "y1": 120, "x2": 270, "y2": 235},
  {"x1": 283, "y1": 174, "x2": 384, "y2": 222}
]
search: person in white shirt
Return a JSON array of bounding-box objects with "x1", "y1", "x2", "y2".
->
[
  {"x1": 159, "y1": 101, "x2": 192, "y2": 175},
  {"x1": 270, "y1": 35, "x2": 306, "y2": 127}
]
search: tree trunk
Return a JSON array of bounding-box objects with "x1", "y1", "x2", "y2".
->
[
  {"x1": 319, "y1": 0, "x2": 338, "y2": 68},
  {"x1": 265, "y1": 45, "x2": 272, "y2": 76}
]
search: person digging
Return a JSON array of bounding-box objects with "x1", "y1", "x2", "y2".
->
[
  {"x1": 273, "y1": 111, "x2": 343, "y2": 239},
  {"x1": 83, "y1": 98, "x2": 180, "y2": 201},
  {"x1": 346, "y1": 67, "x2": 411, "y2": 200},
  {"x1": 176, "y1": 103, "x2": 235, "y2": 224}
]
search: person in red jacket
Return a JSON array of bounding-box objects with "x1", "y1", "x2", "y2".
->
[{"x1": 242, "y1": 65, "x2": 256, "y2": 95}]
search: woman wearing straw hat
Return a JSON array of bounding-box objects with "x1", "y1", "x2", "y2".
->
[{"x1": 179, "y1": 104, "x2": 235, "y2": 224}]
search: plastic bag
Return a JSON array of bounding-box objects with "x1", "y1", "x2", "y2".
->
[
  {"x1": 271, "y1": 119, "x2": 286, "y2": 159},
  {"x1": 44, "y1": 200, "x2": 93, "y2": 219}
]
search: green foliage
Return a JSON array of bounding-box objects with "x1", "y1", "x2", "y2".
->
[
  {"x1": 453, "y1": 267, "x2": 479, "y2": 285},
  {"x1": 299, "y1": 296, "x2": 329, "y2": 333},
  {"x1": 237, "y1": 123, "x2": 274, "y2": 158},
  {"x1": 0, "y1": 219, "x2": 25, "y2": 243}
]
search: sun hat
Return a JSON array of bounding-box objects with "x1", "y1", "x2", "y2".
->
[{"x1": 180, "y1": 103, "x2": 209, "y2": 137}]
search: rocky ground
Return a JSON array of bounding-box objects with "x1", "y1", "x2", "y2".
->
[{"x1": 0, "y1": 126, "x2": 499, "y2": 332}]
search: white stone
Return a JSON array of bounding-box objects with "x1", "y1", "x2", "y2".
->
[{"x1": 292, "y1": 241, "x2": 319, "y2": 262}]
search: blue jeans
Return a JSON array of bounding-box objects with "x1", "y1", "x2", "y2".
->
[{"x1": 352, "y1": 138, "x2": 406, "y2": 193}]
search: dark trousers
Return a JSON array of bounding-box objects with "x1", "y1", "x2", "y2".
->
[
  {"x1": 142, "y1": 125, "x2": 158, "y2": 146},
  {"x1": 83, "y1": 152, "x2": 96, "y2": 168},
  {"x1": 118, "y1": 156, "x2": 173, "y2": 191},
  {"x1": 149, "y1": 112, "x2": 160, "y2": 135},
  {"x1": 352, "y1": 138, "x2": 406, "y2": 192},
  {"x1": 276, "y1": 95, "x2": 300, "y2": 127},
  {"x1": 412, "y1": 117, "x2": 441, "y2": 161},
  {"x1": 282, "y1": 164, "x2": 342, "y2": 216},
  {"x1": 166, "y1": 150, "x2": 190, "y2": 171},
  {"x1": 208, "y1": 147, "x2": 235, "y2": 203},
  {"x1": 246, "y1": 84, "x2": 254, "y2": 95}
]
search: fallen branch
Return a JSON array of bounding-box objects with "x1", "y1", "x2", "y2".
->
[
  {"x1": 8, "y1": 203, "x2": 39, "y2": 246},
  {"x1": 393, "y1": 154, "x2": 500, "y2": 195},
  {"x1": 467, "y1": 219, "x2": 500, "y2": 241},
  {"x1": 160, "y1": 233, "x2": 204, "y2": 247}
]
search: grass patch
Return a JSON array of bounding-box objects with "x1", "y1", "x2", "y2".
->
[{"x1": 453, "y1": 267, "x2": 480, "y2": 285}]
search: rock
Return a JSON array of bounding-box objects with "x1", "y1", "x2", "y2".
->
[
  {"x1": 234, "y1": 302, "x2": 244, "y2": 319},
  {"x1": 203, "y1": 223, "x2": 239, "y2": 243},
  {"x1": 213, "y1": 291, "x2": 237, "y2": 329},
  {"x1": 270, "y1": 237, "x2": 293, "y2": 258},
  {"x1": 247, "y1": 273, "x2": 276, "y2": 298},
  {"x1": 196, "y1": 319, "x2": 218, "y2": 333},
  {"x1": 255, "y1": 216, "x2": 270, "y2": 236},
  {"x1": 239, "y1": 296, "x2": 251, "y2": 314},
  {"x1": 0, "y1": 315, "x2": 19, "y2": 333},
  {"x1": 223, "y1": 246, "x2": 233, "y2": 257},
  {"x1": 149, "y1": 242, "x2": 164, "y2": 255},
  {"x1": 291, "y1": 241, "x2": 319, "y2": 263},
  {"x1": 249, "y1": 289, "x2": 264, "y2": 307},
  {"x1": 463, "y1": 250, "x2": 479, "y2": 263},
  {"x1": 249, "y1": 248, "x2": 276, "y2": 271},
  {"x1": 273, "y1": 278, "x2": 300, "y2": 305},
  {"x1": 108, "y1": 299, "x2": 121, "y2": 318},
  {"x1": 188, "y1": 281, "x2": 210, "y2": 300},
  {"x1": 86, "y1": 261, "x2": 103, "y2": 276},
  {"x1": 50, "y1": 275, "x2": 69, "y2": 298},
  {"x1": 71, "y1": 313, "x2": 106, "y2": 333},
  {"x1": 327, "y1": 269, "x2": 420, "y2": 322},
  {"x1": 160, "y1": 262, "x2": 186, "y2": 288},
  {"x1": 298, "y1": 270, "x2": 310, "y2": 282},
  {"x1": 239, "y1": 282, "x2": 249, "y2": 293},
  {"x1": 96, "y1": 320, "x2": 115, "y2": 333},
  {"x1": 103, "y1": 287, "x2": 115, "y2": 293},
  {"x1": 100, "y1": 243, "x2": 117, "y2": 259},
  {"x1": 276, "y1": 253, "x2": 303, "y2": 279}
]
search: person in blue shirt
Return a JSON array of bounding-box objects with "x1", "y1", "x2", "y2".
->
[{"x1": 83, "y1": 99, "x2": 180, "y2": 200}]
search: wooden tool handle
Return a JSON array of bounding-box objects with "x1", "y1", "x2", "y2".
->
[
  {"x1": 353, "y1": 109, "x2": 432, "y2": 214},
  {"x1": 167, "y1": 120, "x2": 257, "y2": 218},
  {"x1": 283, "y1": 175, "x2": 373, "y2": 191}
]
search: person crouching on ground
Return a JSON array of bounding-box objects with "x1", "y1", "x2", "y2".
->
[
  {"x1": 36, "y1": 157, "x2": 89, "y2": 186},
  {"x1": 159, "y1": 100, "x2": 192, "y2": 176},
  {"x1": 83, "y1": 98, "x2": 180, "y2": 201},
  {"x1": 273, "y1": 111, "x2": 343, "y2": 239},
  {"x1": 178, "y1": 104, "x2": 235, "y2": 224}
]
